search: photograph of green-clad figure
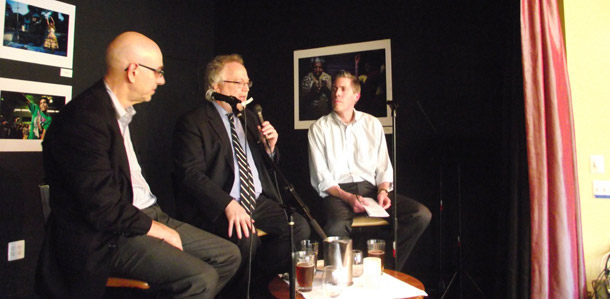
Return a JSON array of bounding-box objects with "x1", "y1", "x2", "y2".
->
[{"x1": 0, "y1": 77, "x2": 70, "y2": 151}]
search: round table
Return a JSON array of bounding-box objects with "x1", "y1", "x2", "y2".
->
[{"x1": 268, "y1": 268, "x2": 425, "y2": 299}]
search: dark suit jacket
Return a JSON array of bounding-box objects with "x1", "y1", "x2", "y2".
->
[
  {"x1": 36, "y1": 80, "x2": 152, "y2": 298},
  {"x1": 172, "y1": 101, "x2": 280, "y2": 230}
]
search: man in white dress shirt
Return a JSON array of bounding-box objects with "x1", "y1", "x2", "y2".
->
[{"x1": 308, "y1": 70, "x2": 431, "y2": 272}]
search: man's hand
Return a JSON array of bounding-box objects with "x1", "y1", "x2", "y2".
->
[
  {"x1": 350, "y1": 194, "x2": 367, "y2": 214},
  {"x1": 258, "y1": 121, "x2": 278, "y2": 154},
  {"x1": 147, "y1": 220, "x2": 183, "y2": 251},
  {"x1": 377, "y1": 192, "x2": 391, "y2": 210},
  {"x1": 225, "y1": 200, "x2": 255, "y2": 239},
  {"x1": 326, "y1": 186, "x2": 368, "y2": 213}
]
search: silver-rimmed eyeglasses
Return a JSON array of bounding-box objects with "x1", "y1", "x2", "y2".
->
[{"x1": 222, "y1": 80, "x2": 253, "y2": 89}]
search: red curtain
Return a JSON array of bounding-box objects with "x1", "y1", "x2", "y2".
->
[{"x1": 521, "y1": 0, "x2": 586, "y2": 298}]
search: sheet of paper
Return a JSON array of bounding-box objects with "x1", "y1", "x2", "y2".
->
[
  {"x1": 290, "y1": 270, "x2": 428, "y2": 299},
  {"x1": 361, "y1": 197, "x2": 390, "y2": 217}
]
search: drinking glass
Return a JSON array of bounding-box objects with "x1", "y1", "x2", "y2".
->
[
  {"x1": 322, "y1": 265, "x2": 346, "y2": 298},
  {"x1": 352, "y1": 249, "x2": 364, "y2": 277},
  {"x1": 367, "y1": 239, "x2": 386, "y2": 273},
  {"x1": 295, "y1": 251, "x2": 316, "y2": 292},
  {"x1": 300, "y1": 240, "x2": 319, "y2": 270}
]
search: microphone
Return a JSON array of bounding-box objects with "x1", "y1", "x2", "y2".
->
[
  {"x1": 253, "y1": 104, "x2": 264, "y2": 124},
  {"x1": 206, "y1": 89, "x2": 240, "y2": 106},
  {"x1": 252, "y1": 104, "x2": 272, "y2": 150}
]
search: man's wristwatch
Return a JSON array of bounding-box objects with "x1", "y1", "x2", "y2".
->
[{"x1": 377, "y1": 188, "x2": 388, "y2": 195}]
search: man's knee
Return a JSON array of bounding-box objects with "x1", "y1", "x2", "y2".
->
[
  {"x1": 294, "y1": 214, "x2": 312, "y2": 241},
  {"x1": 409, "y1": 204, "x2": 432, "y2": 231},
  {"x1": 230, "y1": 242, "x2": 242, "y2": 262},
  {"x1": 324, "y1": 220, "x2": 351, "y2": 237},
  {"x1": 225, "y1": 243, "x2": 241, "y2": 274},
  {"x1": 178, "y1": 269, "x2": 219, "y2": 299}
]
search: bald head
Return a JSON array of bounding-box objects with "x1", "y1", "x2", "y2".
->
[
  {"x1": 105, "y1": 31, "x2": 162, "y2": 78},
  {"x1": 103, "y1": 32, "x2": 165, "y2": 108}
]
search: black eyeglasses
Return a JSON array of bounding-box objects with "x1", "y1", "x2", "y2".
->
[
  {"x1": 124, "y1": 63, "x2": 165, "y2": 77},
  {"x1": 222, "y1": 80, "x2": 253, "y2": 89}
]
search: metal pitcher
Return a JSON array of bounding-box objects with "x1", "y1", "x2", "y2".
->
[{"x1": 323, "y1": 236, "x2": 353, "y2": 286}]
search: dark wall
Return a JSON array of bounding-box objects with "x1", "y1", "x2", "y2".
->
[
  {"x1": 0, "y1": 1, "x2": 213, "y2": 297},
  {"x1": 212, "y1": 1, "x2": 519, "y2": 297},
  {"x1": 1, "y1": 0, "x2": 521, "y2": 297}
]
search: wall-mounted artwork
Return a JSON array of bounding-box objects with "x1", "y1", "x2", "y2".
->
[
  {"x1": 0, "y1": 0, "x2": 75, "y2": 69},
  {"x1": 0, "y1": 77, "x2": 71, "y2": 152},
  {"x1": 293, "y1": 39, "x2": 392, "y2": 130}
]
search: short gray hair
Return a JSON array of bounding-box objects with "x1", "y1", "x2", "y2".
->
[{"x1": 204, "y1": 54, "x2": 244, "y2": 95}]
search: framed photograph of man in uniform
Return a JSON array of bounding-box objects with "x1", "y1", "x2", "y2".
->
[
  {"x1": 0, "y1": 77, "x2": 71, "y2": 151},
  {"x1": 293, "y1": 39, "x2": 392, "y2": 131}
]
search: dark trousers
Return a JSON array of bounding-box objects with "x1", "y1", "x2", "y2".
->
[
  {"x1": 211, "y1": 196, "x2": 311, "y2": 298},
  {"x1": 109, "y1": 204, "x2": 241, "y2": 299},
  {"x1": 322, "y1": 182, "x2": 431, "y2": 272}
]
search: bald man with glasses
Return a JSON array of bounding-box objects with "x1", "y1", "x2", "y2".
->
[{"x1": 35, "y1": 32, "x2": 240, "y2": 299}]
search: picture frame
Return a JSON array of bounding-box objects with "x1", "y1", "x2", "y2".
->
[
  {"x1": 293, "y1": 39, "x2": 392, "y2": 131},
  {"x1": 0, "y1": 77, "x2": 72, "y2": 152},
  {"x1": 1, "y1": 0, "x2": 76, "y2": 69}
]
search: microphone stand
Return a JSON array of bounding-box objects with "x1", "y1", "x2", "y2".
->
[
  {"x1": 414, "y1": 101, "x2": 485, "y2": 298},
  {"x1": 245, "y1": 106, "x2": 327, "y2": 240},
  {"x1": 255, "y1": 132, "x2": 328, "y2": 241},
  {"x1": 243, "y1": 107, "x2": 327, "y2": 299},
  {"x1": 387, "y1": 100, "x2": 399, "y2": 270},
  {"x1": 415, "y1": 101, "x2": 445, "y2": 292},
  {"x1": 283, "y1": 205, "x2": 296, "y2": 299}
]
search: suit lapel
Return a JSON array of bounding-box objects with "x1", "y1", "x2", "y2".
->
[
  {"x1": 204, "y1": 102, "x2": 235, "y2": 172},
  {"x1": 91, "y1": 81, "x2": 132, "y2": 184}
]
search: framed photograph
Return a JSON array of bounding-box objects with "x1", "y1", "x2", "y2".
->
[
  {"x1": 0, "y1": 77, "x2": 71, "y2": 152},
  {"x1": 1, "y1": 0, "x2": 75, "y2": 69},
  {"x1": 294, "y1": 39, "x2": 392, "y2": 130}
]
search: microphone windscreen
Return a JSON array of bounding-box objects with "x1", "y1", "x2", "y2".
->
[
  {"x1": 205, "y1": 89, "x2": 214, "y2": 101},
  {"x1": 253, "y1": 104, "x2": 263, "y2": 114}
]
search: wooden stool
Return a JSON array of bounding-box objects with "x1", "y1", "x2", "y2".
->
[
  {"x1": 106, "y1": 277, "x2": 150, "y2": 289},
  {"x1": 352, "y1": 215, "x2": 390, "y2": 228},
  {"x1": 351, "y1": 215, "x2": 390, "y2": 254}
]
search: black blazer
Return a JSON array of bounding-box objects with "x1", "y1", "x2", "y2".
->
[
  {"x1": 172, "y1": 101, "x2": 280, "y2": 230},
  {"x1": 36, "y1": 80, "x2": 152, "y2": 298}
]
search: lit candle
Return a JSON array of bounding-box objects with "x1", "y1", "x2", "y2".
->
[{"x1": 363, "y1": 257, "x2": 382, "y2": 288}]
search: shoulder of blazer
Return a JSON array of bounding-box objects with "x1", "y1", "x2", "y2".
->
[{"x1": 62, "y1": 80, "x2": 115, "y2": 119}]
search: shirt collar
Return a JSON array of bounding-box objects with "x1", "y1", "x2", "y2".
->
[
  {"x1": 212, "y1": 101, "x2": 228, "y2": 117},
  {"x1": 104, "y1": 81, "x2": 136, "y2": 124},
  {"x1": 331, "y1": 109, "x2": 362, "y2": 125}
]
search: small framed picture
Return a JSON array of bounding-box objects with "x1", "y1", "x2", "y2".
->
[
  {"x1": 0, "y1": 77, "x2": 71, "y2": 151},
  {"x1": 294, "y1": 39, "x2": 392, "y2": 130},
  {"x1": 1, "y1": 0, "x2": 76, "y2": 69}
]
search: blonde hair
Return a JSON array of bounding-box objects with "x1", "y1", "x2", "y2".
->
[{"x1": 334, "y1": 70, "x2": 361, "y2": 94}]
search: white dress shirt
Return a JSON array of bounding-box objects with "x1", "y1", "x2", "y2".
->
[
  {"x1": 105, "y1": 82, "x2": 157, "y2": 210},
  {"x1": 308, "y1": 110, "x2": 393, "y2": 197}
]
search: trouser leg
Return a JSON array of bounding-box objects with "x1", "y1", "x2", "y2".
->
[
  {"x1": 322, "y1": 182, "x2": 431, "y2": 272},
  {"x1": 110, "y1": 205, "x2": 240, "y2": 299},
  {"x1": 391, "y1": 193, "x2": 431, "y2": 272}
]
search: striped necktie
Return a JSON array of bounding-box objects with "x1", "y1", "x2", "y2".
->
[{"x1": 227, "y1": 113, "x2": 256, "y2": 214}]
